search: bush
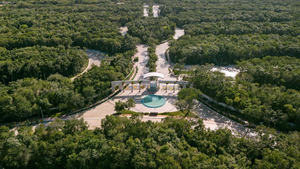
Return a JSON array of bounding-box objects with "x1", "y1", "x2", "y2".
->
[{"x1": 134, "y1": 57, "x2": 139, "y2": 62}]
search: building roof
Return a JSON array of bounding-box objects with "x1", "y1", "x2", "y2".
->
[{"x1": 143, "y1": 72, "x2": 164, "y2": 79}]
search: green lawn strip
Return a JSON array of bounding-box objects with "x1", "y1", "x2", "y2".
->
[{"x1": 115, "y1": 110, "x2": 198, "y2": 118}]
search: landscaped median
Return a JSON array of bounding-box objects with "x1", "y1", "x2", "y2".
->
[{"x1": 114, "y1": 109, "x2": 199, "y2": 118}]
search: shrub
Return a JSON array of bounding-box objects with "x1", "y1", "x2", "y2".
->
[{"x1": 134, "y1": 57, "x2": 139, "y2": 62}]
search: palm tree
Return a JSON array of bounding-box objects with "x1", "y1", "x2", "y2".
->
[
  {"x1": 138, "y1": 80, "x2": 143, "y2": 92},
  {"x1": 174, "y1": 81, "x2": 177, "y2": 93},
  {"x1": 131, "y1": 81, "x2": 134, "y2": 92},
  {"x1": 166, "y1": 82, "x2": 169, "y2": 92}
]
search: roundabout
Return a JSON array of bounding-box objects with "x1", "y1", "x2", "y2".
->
[{"x1": 142, "y1": 95, "x2": 166, "y2": 108}]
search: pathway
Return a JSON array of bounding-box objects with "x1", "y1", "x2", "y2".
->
[
  {"x1": 143, "y1": 4, "x2": 149, "y2": 17},
  {"x1": 156, "y1": 27, "x2": 184, "y2": 80},
  {"x1": 71, "y1": 49, "x2": 106, "y2": 81},
  {"x1": 153, "y1": 5, "x2": 159, "y2": 17}
]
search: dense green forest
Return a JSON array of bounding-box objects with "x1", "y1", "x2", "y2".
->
[
  {"x1": 1, "y1": 116, "x2": 300, "y2": 168},
  {"x1": 127, "y1": 17, "x2": 175, "y2": 44},
  {"x1": 0, "y1": 0, "x2": 142, "y2": 122},
  {"x1": 159, "y1": 0, "x2": 300, "y2": 28},
  {"x1": 151, "y1": 0, "x2": 300, "y2": 131},
  {"x1": 0, "y1": 52, "x2": 133, "y2": 122},
  {"x1": 237, "y1": 56, "x2": 300, "y2": 91},
  {"x1": 159, "y1": 0, "x2": 300, "y2": 65},
  {"x1": 0, "y1": 0, "x2": 140, "y2": 81},
  {"x1": 169, "y1": 34, "x2": 300, "y2": 65},
  {"x1": 190, "y1": 62, "x2": 300, "y2": 131},
  {"x1": 0, "y1": 46, "x2": 87, "y2": 84}
]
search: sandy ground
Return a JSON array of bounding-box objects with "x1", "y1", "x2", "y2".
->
[
  {"x1": 143, "y1": 5, "x2": 149, "y2": 17},
  {"x1": 134, "y1": 44, "x2": 149, "y2": 80},
  {"x1": 211, "y1": 66, "x2": 240, "y2": 78},
  {"x1": 71, "y1": 49, "x2": 106, "y2": 81},
  {"x1": 153, "y1": 5, "x2": 159, "y2": 17},
  {"x1": 184, "y1": 64, "x2": 240, "y2": 78},
  {"x1": 119, "y1": 26, "x2": 128, "y2": 36},
  {"x1": 174, "y1": 27, "x2": 185, "y2": 40}
]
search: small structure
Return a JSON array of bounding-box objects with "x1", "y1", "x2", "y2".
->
[
  {"x1": 143, "y1": 72, "x2": 164, "y2": 79},
  {"x1": 143, "y1": 72, "x2": 164, "y2": 91}
]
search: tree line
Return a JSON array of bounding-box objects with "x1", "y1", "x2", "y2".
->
[
  {"x1": 1, "y1": 116, "x2": 300, "y2": 168},
  {"x1": 169, "y1": 34, "x2": 300, "y2": 66}
]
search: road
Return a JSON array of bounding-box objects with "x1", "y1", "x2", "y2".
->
[{"x1": 133, "y1": 44, "x2": 149, "y2": 80}]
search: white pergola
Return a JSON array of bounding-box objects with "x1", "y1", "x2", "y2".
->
[{"x1": 143, "y1": 72, "x2": 164, "y2": 79}]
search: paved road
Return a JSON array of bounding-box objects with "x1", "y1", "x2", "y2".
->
[{"x1": 134, "y1": 44, "x2": 149, "y2": 80}]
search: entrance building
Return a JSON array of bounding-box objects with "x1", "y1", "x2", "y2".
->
[{"x1": 111, "y1": 72, "x2": 192, "y2": 92}]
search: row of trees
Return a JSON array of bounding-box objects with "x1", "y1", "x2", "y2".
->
[
  {"x1": 190, "y1": 63, "x2": 300, "y2": 131},
  {"x1": 1, "y1": 116, "x2": 300, "y2": 168},
  {"x1": 146, "y1": 44, "x2": 158, "y2": 72},
  {"x1": 169, "y1": 34, "x2": 300, "y2": 65}
]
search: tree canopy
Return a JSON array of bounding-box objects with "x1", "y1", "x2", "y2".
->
[{"x1": 1, "y1": 116, "x2": 300, "y2": 168}]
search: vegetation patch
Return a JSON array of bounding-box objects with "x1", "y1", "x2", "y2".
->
[{"x1": 161, "y1": 110, "x2": 199, "y2": 118}]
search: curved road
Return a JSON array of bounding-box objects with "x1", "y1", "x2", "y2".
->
[{"x1": 71, "y1": 49, "x2": 106, "y2": 81}]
